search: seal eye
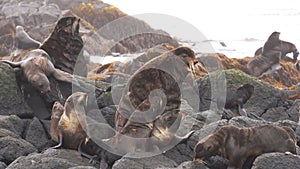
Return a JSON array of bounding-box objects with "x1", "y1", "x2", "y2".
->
[{"x1": 130, "y1": 128, "x2": 137, "y2": 132}]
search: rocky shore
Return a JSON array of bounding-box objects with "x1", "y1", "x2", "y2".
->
[{"x1": 0, "y1": 0, "x2": 300, "y2": 169}]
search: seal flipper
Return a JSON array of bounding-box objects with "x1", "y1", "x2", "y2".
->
[
  {"x1": 78, "y1": 139, "x2": 98, "y2": 164},
  {"x1": 51, "y1": 134, "x2": 63, "y2": 149},
  {"x1": 1, "y1": 60, "x2": 23, "y2": 68}
]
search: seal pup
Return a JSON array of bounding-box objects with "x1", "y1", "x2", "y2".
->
[
  {"x1": 222, "y1": 84, "x2": 254, "y2": 119},
  {"x1": 50, "y1": 101, "x2": 64, "y2": 143},
  {"x1": 1, "y1": 49, "x2": 78, "y2": 94},
  {"x1": 13, "y1": 25, "x2": 41, "y2": 55},
  {"x1": 114, "y1": 46, "x2": 198, "y2": 152},
  {"x1": 247, "y1": 32, "x2": 282, "y2": 77},
  {"x1": 193, "y1": 125, "x2": 297, "y2": 169}
]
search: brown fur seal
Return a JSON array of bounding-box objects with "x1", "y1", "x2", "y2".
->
[
  {"x1": 247, "y1": 32, "x2": 282, "y2": 77},
  {"x1": 40, "y1": 16, "x2": 85, "y2": 76},
  {"x1": 222, "y1": 84, "x2": 254, "y2": 119},
  {"x1": 114, "y1": 46, "x2": 198, "y2": 152},
  {"x1": 50, "y1": 101, "x2": 64, "y2": 142},
  {"x1": 1, "y1": 49, "x2": 77, "y2": 94},
  {"x1": 194, "y1": 125, "x2": 297, "y2": 169},
  {"x1": 52, "y1": 92, "x2": 88, "y2": 150},
  {"x1": 255, "y1": 32, "x2": 298, "y2": 63}
]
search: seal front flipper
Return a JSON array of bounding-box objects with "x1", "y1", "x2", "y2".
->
[
  {"x1": 51, "y1": 134, "x2": 63, "y2": 149},
  {"x1": 1, "y1": 60, "x2": 24, "y2": 68}
]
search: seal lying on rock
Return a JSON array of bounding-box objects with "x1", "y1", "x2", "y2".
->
[
  {"x1": 1, "y1": 49, "x2": 78, "y2": 94},
  {"x1": 247, "y1": 32, "x2": 282, "y2": 77},
  {"x1": 194, "y1": 125, "x2": 297, "y2": 169},
  {"x1": 114, "y1": 46, "x2": 198, "y2": 153}
]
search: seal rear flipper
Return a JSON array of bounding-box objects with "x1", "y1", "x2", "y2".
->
[
  {"x1": 78, "y1": 139, "x2": 99, "y2": 165},
  {"x1": 1, "y1": 60, "x2": 23, "y2": 68}
]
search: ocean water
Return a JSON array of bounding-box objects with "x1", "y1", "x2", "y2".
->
[{"x1": 92, "y1": 1, "x2": 300, "y2": 62}]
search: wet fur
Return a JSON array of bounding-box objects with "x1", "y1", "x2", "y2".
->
[{"x1": 194, "y1": 125, "x2": 297, "y2": 169}]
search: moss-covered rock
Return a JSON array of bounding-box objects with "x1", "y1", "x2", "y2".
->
[{"x1": 0, "y1": 63, "x2": 33, "y2": 117}]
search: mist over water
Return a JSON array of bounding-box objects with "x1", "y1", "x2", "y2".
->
[{"x1": 104, "y1": 0, "x2": 300, "y2": 58}]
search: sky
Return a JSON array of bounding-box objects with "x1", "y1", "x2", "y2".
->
[{"x1": 104, "y1": 0, "x2": 300, "y2": 41}]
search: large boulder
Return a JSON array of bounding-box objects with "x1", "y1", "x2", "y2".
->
[
  {"x1": 251, "y1": 153, "x2": 300, "y2": 169},
  {"x1": 197, "y1": 69, "x2": 299, "y2": 122},
  {"x1": 112, "y1": 154, "x2": 177, "y2": 169},
  {"x1": 0, "y1": 63, "x2": 33, "y2": 117},
  {"x1": 6, "y1": 149, "x2": 94, "y2": 169}
]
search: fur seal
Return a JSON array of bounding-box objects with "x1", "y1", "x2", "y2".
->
[
  {"x1": 255, "y1": 32, "x2": 299, "y2": 63},
  {"x1": 222, "y1": 84, "x2": 254, "y2": 119},
  {"x1": 114, "y1": 46, "x2": 198, "y2": 152},
  {"x1": 247, "y1": 32, "x2": 282, "y2": 77},
  {"x1": 1, "y1": 49, "x2": 78, "y2": 94},
  {"x1": 52, "y1": 92, "x2": 88, "y2": 150},
  {"x1": 14, "y1": 25, "x2": 41, "y2": 51},
  {"x1": 194, "y1": 125, "x2": 297, "y2": 169},
  {"x1": 40, "y1": 16, "x2": 85, "y2": 76},
  {"x1": 50, "y1": 101, "x2": 64, "y2": 143}
]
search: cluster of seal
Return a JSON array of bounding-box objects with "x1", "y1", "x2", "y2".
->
[
  {"x1": 113, "y1": 46, "x2": 198, "y2": 153},
  {"x1": 193, "y1": 125, "x2": 297, "y2": 168}
]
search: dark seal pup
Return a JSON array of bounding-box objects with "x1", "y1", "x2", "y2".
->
[
  {"x1": 114, "y1": 46, "x2": 198, "y2": 152},
  {"x1": 222, "y1": 84, "x2": 254, "y2": 119},
  {"x1": 247, "y1": 32, "x2": 282, "y2": 77},
  {"x1": 1, "y1": 49, "x2": 77, "y2": 94},
  {"x1": 194, "y1": 125, "x2": 297, "y2": 169}
]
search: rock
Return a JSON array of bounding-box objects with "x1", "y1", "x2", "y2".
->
[
  {"x1": 68, "y1": 167, "x2": 98, "y2": 169},
  {"x1": 197, "y1": 69, "x2": 300, "y2": 122},
  {"x1": 228, "y1": 116, "x2": 269, "y2": 127},
  {"x1": 175, "y1": 161, "x2": 208, "y2": 169},
  {"x1": 0, "y1": 63, "x2": 33, "y2": 118},
  {"x1": 0, "y1": 115, "x2": 26, "y2": 136},
  {"x1": 251, "y1": 153, "x2": 300, "y2": 169},
  {"x1": 0, "y1": 136, "x2": 37, "y2": 164},
  {"x1": 25, "y1": 117, "x2": 52, "y2": 151},
  {"x1": 0, "y1": 128, "x2": 20, "y2": 138},
  {"x1": 112, "y1": 154, "x2": 177, "y2": 169},
  {"x1": 0, "y1": 162, "x2": 7, "y2": 169},
  {"x1": 6, "y1": 148, "x2": 94, "y2": 169}
]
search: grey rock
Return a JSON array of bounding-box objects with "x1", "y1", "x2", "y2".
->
[
  {"x1": 0, "y1": 162, "x2": 7, "y2": 169},
  {"x1": 0, "y1": 63, "x2": 33, "y2": 118},
  {"x1": 68, "y1": 166, "x2": 98, "y2": 169},
  {"x1": 251, "y1": 153, "x2": 300, "y2": 169},
  {"x1": 7, "y1": 148, "x2": 94, "y2": 169},
  {"x1": 0, "y1": 115, "x2": 26, "y2": 136},
  {"x1": 0, "y1": 136, "x2": 37, "y2": 164},
  {"x1": 112, "y1": 154, "x2": 177, "y2": 169},
  {"x1": 25, "y1": 117, "x2": 52, "y2": 151},
  {"x1": 228, "y1": 116, "x2": 270, "y2": 127},
  {"x1": 0, "y1": 128, "x2": 20, "y2": 138},
  {"x1": 176, "y1": 161, "x2": 208, "y2": 169}
]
